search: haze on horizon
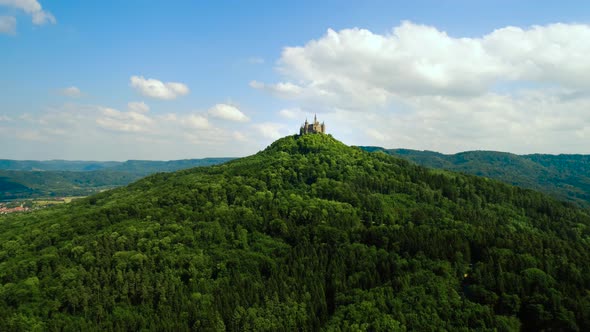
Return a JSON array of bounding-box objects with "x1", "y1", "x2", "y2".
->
[{"x1": 1, "y1": 0, "x2": 590, "y2": 161}]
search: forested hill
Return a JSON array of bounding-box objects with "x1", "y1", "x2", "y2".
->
[
  {"x1": 1, "y1": 134, "x2": 590, "y2": 330},
  {"x1": 0, "y1": 158, "x2": 233, "y2": 200},
  {"x1": 0, "y1": 160, "x2": 120, "y2": 172},
  {"x1": 360, "y1": 147, "x2": 590, "y2": 208},
  {"x1": 0, "y1": 158, "x2": 233, "y2": 172}
]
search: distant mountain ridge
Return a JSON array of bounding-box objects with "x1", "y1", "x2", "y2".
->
[
  {"x1": 0, "y1": 158, "x2": 233, "y2": 173},
  {"x1": 0, "y1": 158, "x2": 234, "y2": 200},
  {"x1": 360, "y1": 147, "x2": 590, "y2": 208}
]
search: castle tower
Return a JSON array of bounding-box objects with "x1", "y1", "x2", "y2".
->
[{"x1": 300, "y1": 115, "x2": 326, "y2": 135}]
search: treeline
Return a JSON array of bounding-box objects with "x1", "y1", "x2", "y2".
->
[
  {"x1": 0, "y1": 158, "x2": 233, "y2": 200},
  {"x1": 0, "y1": 170, "x2": 139, "y2": 200},
  {"x1": 0, "y1": 134, "x2": 589, "y2": 330},
  {"x1": 360, "y1": 147, "x2": 590, "y2": 208}
]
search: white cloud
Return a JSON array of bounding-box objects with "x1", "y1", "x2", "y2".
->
[
  {"x1": 16, "y1": 130, "x2": 45, "y2": 141},
  {"x1": 278, "y1": 108, "x2": 304, "y2": 119},
  {"x1": 233, "y1": 131, "x2": 247, "y2": 142},
  {"x1": 96, "y1": 107, "x2": 154, "y2": 133},
  {"x1": 0, "y1": 0, "x2": 55, "y2": 25},
  {"x1": 0, "y1": 16, "x2": 16, "y2": 34},
  {"x1": 319, "y1": 89, "x2": 590, "y2": 154},
  {"x1": 127, "y1": 101, "x2": 150, "y2": 113},
  {"x1": 0, "y1": 114, "x2": 12, "y2": 121},
  {"x1": 250, "y1": 80, "x2": 304, "y2": 98},
  {"x1": 250, "y1": 22, "x2": 590, "y2": 154},
  {"x1": 130, "y1": 75, "x2": 190, "y2": 100},
  {"x1": 252, "y1": 122, "x2": 285, "y2": 140},
  {"x1": 255, "y1": 22, "x2": 590, "y2": 110},
  {"x1": 208, "y1": 103, "x2": 249, "y2": 122},
  {"x1": 181, "y1": 114, "x2": 210, "y2": 129},
  {"x1": 59, "y1": 86, "x2": 82, "y2": 98},
  {"x1": 159, "y1": 113, "x2": 177, "y2": 122},
  {"x1": 0, "y1": 103, "x2": 262, "y2": 160},
  {"x1": 365, "y1": 128, "x2": 390, "y2": 142}
]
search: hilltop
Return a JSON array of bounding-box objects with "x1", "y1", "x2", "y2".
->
[
  {"x1": 361, "y1": 147, "x2": 590, "y2": 208},
  {"x1": 1, "y1": 134, "x2": 589, "y2": 330}
]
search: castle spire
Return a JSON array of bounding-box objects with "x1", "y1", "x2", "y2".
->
[{"x1": 300, "y1": 115, "x2": 325, "y2": 135}]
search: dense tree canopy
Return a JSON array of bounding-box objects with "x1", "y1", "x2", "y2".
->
[
  {"x1": 361, "y1": 147, "x2": 590, "y2": 208},
  {"x1": 1, "y1": 134, "x2": 589, "y2": 331}
]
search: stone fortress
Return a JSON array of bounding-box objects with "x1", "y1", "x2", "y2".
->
[{"x1": 300, "y1": 115, "x2": 326, "y2": 135}]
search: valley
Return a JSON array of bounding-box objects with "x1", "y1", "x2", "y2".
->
[{"x1": 0, "y1": 158, "x2": 233, "y2": 201}]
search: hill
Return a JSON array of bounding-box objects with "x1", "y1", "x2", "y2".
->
[
  {"x1": 0, "y1": 158, "x2": 233, "y2": 200},
  {"x1": 361, "y1": 147, "x2": 590, "y2": 208},
  {"x1": 1, "y1": 134, "x2": 589, "y2": 330},
  {"x1": 0, "y1": 170, "x2": 139, "y2": 200},
  {"x1": 106, "y1": 158, "x2": 234, "y2": 176},
  {"x1": 0, "y1": 160, "x2": 120, "y2": 172}
]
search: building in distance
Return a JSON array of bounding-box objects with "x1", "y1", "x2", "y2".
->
[{"x1": 300, "y1": 115, "x2": 326, "y2": 135}]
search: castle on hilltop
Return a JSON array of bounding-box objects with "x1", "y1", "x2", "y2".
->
[{"x1": 300, "y1": 115, "x2": 326, "y2": 135}]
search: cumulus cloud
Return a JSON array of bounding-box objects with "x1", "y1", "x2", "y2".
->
[
  {"x1": 278, "y1": 108, "x2": 304, "y2": 119},
  {"x1": 127, "y1": 101, "x2": 150, "y2": 113},
  {"x1": 181, "y1": 114, "x2": 210, "y2": 129},
  {"x1": 59, "y1": 86, "x2": 82, "y2": 98},
  {"x1": 252, "y1": 22, "x2": 590, "y2": 154},
  {"x1": 130, "y1": 76, "x2": 190, "y2": 100},
  {"x1": 255, "y1": 22, "x2": 590, "y2": 110},
  {"x1": 252, "y1": 122, "x2": 286, "y2": 140},
  {"x1": 318, "y1": 89, "x2": 590, "y2": 154},
  {"x1": 0, "y1": 16, "x2": 16, "y2": 34},
  {"x1": 0, "y1": 0, "x2": 55, "y2": 25},
  {"x1": 208, "y1": 103, "x2": 249, "y2": 122}
]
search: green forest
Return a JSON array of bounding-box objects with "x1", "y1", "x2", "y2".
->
[
  {"x1": 0, "y1": 158, "x2": 233, "y2": 200},
  {"x1": 361, "y1": 147, "x2": 590, "y2": 208},
  {"x1": 1, "y1": 134, "x2": 589, "y2": 331}
]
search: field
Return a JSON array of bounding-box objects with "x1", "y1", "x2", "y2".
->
[{"x1": 0, "y1": 196, "x2": 86, "y2": 214}]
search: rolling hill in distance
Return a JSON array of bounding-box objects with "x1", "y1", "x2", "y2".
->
[
  {"x1": 0, "y1": 158, "x2": 235, "y2": 173},
  {"x1": 360, "y1": 147, "x2": 590, "y2": 209},
  {"x1": 5, "y1": 147, "x2": 590, "y2": 212},
  {"x1": 0, "y1": 158, "x2": 234, "y2": 200},
  {"x1": 1, "y1": 134, "x2": 589, "y2": 330}
]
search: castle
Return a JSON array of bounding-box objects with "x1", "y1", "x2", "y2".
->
[{"x1": 300, "y1": 115, "x2": 326, "y2": 135}]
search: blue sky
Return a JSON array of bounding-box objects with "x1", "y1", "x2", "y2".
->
[{"x1": 1, "y1": 1, "x2": 590, "y2": 160}]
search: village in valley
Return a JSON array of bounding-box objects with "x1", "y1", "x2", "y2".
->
[
  {"x1": 0, "y1": 197, "x2": 82, "y2": 214},
  {"x1": 0, "y1": 203, "x2": 30, "y2": 214}
]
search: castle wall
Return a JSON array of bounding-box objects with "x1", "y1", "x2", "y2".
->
[{"x1": 300, "y1": 118, "x2": 326, "y2": 135}]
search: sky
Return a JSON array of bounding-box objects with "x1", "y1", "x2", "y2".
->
[{"x1": 1, "y1": 1, "x2": 590, "y2": 160}]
